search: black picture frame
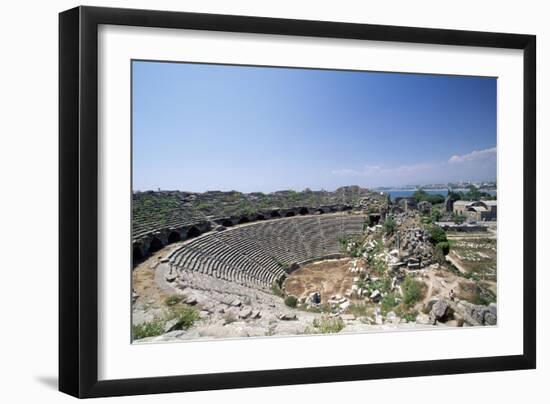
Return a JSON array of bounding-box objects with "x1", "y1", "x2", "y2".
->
[{"x1": 59, "y1": 5, "x2": 536, "y2": 398}]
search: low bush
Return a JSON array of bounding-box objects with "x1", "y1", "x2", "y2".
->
[
  {"x1": 397, "y1": 309, "x2": 418, "y2": 322},
  {"x1": 310, "y1": 316, "x2": 345, "y2": 334},
  {"x1": 163, "y1": 294, "x2": 184, "y2": 306},
  {"x1": 402, "y1": 276, "x2": 426, "y2": 307},
  {"x1": 284, "y1": 295, "x2": 298, "y2": 308},
  {"x1": 132, "y1": 320, "x2": 164, "y2": 340},
  {"x1": 169, "y1": 305, "x2": 200, "y2": 330},
  {"x1": 367, "y1": 277, "x2": 391, "y2": 294},
  {"x1": 436, "y1": 241, "x2": 450, "y2": 255},
  {"x1": 381, "y1": 293, "x2": 398, "y2": 314},
  {"x1": 383, "y1": 217, "x2": 396, "y2": 235},
  {"x1": 427, "y1": 225, "x2": 448, "y2": 244}
]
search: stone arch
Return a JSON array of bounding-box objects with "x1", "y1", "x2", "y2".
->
[
  {"x1": 186, "y1": 226, "x2": 201, "y2": 239},
  {"x1": 168, "y1": 231, "x2": 181, "y2": 244},
  {"x1": 369, "y1": 214, "x2": 381, "y2": 225},
  {"x1": 148, "y1": 237, "x2": 163, "y2": 254},
  {"x1": 221, "y1": 219, "x2": 234, "y2": 227},
  {"x1": 238, "y1": 216, "x2": 250, "y2": 224},
  {"x1": 271, "y1": 210, "x2": 281, "y2": 218},
  {"x1": 285, "y1": 211, "x2": 295, "y2": 217},
  {"x1": 298, "y1": 207, "x2": 309, "y2": 215},
  {"x1": 132, "y1": 245, "x2": 143, "y2": 263}
]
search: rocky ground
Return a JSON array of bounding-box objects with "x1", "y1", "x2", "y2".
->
[
  {"x1": 132, "y1": 258, "x2": 436, "y2": 343},
  {"x1": 132, "y1": 256, "x2": 496, "y2": 344}
]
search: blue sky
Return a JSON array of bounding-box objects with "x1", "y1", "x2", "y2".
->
[{"x1": 132, "y1": 61, "x2": 496, "y2": 192}]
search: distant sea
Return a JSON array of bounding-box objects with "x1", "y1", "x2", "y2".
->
[
  {"x1": 382, "y1": 189, "x2": 496, "y2": 201},
  {"x1": 385, "y1": 189, "x2": 448, "y2": 201}
]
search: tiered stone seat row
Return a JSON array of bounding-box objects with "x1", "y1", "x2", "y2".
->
[{"x1": 169, "y1": 214, "x2": 368, "y2": 291}]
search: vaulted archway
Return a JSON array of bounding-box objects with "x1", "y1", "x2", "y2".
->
[
  {"x1": 186, "y1": 226, "x2": 201, "y2": 239},
  {"x1": 168, "y1": 231, "x2": 181, "y2": 244},
  {"x1": 238, "y1": 216, "x2": 250, "y2": 224},
  {"x1": 148, "y1": 237, "x2": 163, "y2": 254},
  {"x1": 133, "y1": 245, "x2": 143, "y2": 264}
]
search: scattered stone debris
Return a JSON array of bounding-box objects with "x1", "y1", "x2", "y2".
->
[
  {"x1": 239, "y1": 307, "x2": 252, "y2": 319},
  {"x1": 279, "y1": 313, "x2": 297, "y2": 321},
  {"x1": 229, "y1": 299, "x2": 242, "y2": 307},
  {"x1": 369, "y1": 290, "x2": 382, "y2": 303}
]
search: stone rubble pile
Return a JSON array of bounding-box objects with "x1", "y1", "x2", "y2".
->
[{"x1": 426, "y1": 298, "x2": 498, "y2": 326}]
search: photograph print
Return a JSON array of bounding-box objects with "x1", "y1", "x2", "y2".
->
[{"x1": 131, "y1": 61, "x2": 498, "y2": 343}]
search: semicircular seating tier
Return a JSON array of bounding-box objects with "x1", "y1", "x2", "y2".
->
[{"x1": 168, "y1": 214, "x2": 368, "y2": 291}]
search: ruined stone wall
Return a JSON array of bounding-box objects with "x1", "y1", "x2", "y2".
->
[{"x1": 132, "y1": 187, "x2": 389, "y2": 263}]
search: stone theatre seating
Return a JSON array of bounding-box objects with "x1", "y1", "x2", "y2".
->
[{"x1": 168, "y1": 214, "x2": 368, "y2": 291}]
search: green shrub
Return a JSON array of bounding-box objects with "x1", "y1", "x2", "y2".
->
[
  {"x1": 436, "y1": 241, "x2": 450, "y2": 255},
  {"x1": 284, "y1": 295, "x2": 298, "y2": 308},
  {"x1": 401, "y1": 310, "x2": 418, "y2": 322},
  {"x1": 452, "y1": 213, "x2": 466, "y2": 224},
  {"x1": 163, "y1": 294, "x2": 184, "y2": 306},
  {"x1": 381, "y1": 293, "x2": 398, "y2": 314},
  {"x1": 433, "y1": 247, "x2": 446, "y2": 265},
  {"x1": 132, "y1": 320, "x2": 164, "y2": 340},
  {"x1": 383, "y1": 217, "x2": 396, "y2": 235},
  {"x1": 368, "y1": 277, "x2": 391, "y2": 294},
  {"x1": 169, "y1": 305, "x2": 200, "y2": 330},
  {"x1": 402, "y1": 276, "x2": 425, "y2": 307},
  {"x1": 413, "y1": 189, "x2": 446, "y2": 204},
  {"x1": 427, "y1": 225, "x2": 447, "y2": 244},
  {"x1": 309, "y1": 316, "x2": 345, "y2": 334},
  {"x1": 431, "y1": 209, "x2": 443, "y2": 222}
]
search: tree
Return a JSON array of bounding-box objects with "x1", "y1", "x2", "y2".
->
[
  {"x1": 452, "y1": 213, "x2": 466, "y2": 224},
  {"x1": 431, "y1": 209, "x2": 442, "y2": 222},
  {"x1": 436, "y1": 241, "x2": 450, "y2": 255},
  {"x1": 383, "y1": 217, "x2": 396, "y2": 235},
  {"x1": 427, "y1": 225, "x2": 447, "y2": 244},
  {"x1": 412, "y1": 189, "x2": 429, "y2": 203},
  {"x1": 413, "y1": 188, "x2": 445, "y2": 205}
]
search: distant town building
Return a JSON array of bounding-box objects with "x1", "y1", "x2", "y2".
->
[{"x1": 453, "y1": 200, "x2": 497, "y2": 221}]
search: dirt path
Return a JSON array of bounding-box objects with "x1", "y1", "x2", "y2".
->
[
  {"x1": 132, "y1": 244, "x2": 182, "y2": 305},
  {"x1": 419, "y1": 269, "x2": 461, "y2": 307}
]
